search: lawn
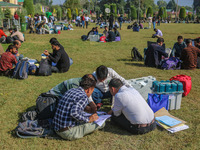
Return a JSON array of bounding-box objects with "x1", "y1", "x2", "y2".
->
[{"x1": 0, "y1": 23, "x2": 200, "y2": 150}]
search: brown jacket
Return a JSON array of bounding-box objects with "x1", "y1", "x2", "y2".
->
[{"x1": 181, "y1": 45, "x2": 200, "y2": 69}]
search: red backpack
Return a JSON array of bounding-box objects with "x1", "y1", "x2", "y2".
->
[
  {"x1": 170, "y1": 75, "x2": 192, "y2": 97},
  {"x1": 99, "y1": 36, "x2": 106, "y2": 43}
]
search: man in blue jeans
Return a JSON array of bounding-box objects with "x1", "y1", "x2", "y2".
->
[{"x1": 92, "y1": 65, "x2": 132, "y2": 109}]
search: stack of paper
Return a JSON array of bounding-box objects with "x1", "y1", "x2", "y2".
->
[
  {"x1": 83, "y1": 111, "x2": 111, "y2": 126},
  {"x1": 155, "y1": 108, "x2": 189, "y2": 133}
]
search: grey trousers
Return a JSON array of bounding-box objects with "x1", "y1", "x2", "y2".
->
[{"x1": 56, "y1": 122, "x2": 105, "y2": 141}]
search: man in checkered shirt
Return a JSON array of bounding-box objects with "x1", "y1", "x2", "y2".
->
[{"x1": 53, "y1": 74, "x2": 105, "y2": 140}]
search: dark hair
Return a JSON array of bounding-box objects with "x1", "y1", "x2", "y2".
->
[
  {"x1": 49, "y1": 38, "x2": 57, "y2": 44},
  {"x1": 80, "y1": 74, "x2": 97, "y2": 90},
  {"x1": 13, "y1": 40, "x2": 20, "y2": 45},
  {"x1": 96, "y1": 65, "x2": 108, "y2": 80},
  {"x1": 104, "y1": 26, "x2": 107, "y2": 28},
  {"x1": 186, "y1": 39, "x2": 192, "y2": 44},
  {"x1": 51, "y1": 40, "x2": 60, "y2": 46},
  {"x1": 8, "y1": 28, "x2": 13, "y2": 31},
  {"x1": 177, "y1": 36, "x2": 183, "y2": 40},
  {"x1": 157, "y1": 38, "x2": 164, "y2": 43},
  {"x1": 14, "y1": 28, "x2": 17, "y2": 32},
  {"x1": 108, "y1": 78, "x2": 123, "y2": 89},
  {"x1": 0, "y1": 27, "x2": 3, "y2": 30},
  {"x1": 154, "y1": 28, "x2": 157, "y2": 31},
  {"x1": 7, "y1": 45, "x2": 17, "y2": 51}
]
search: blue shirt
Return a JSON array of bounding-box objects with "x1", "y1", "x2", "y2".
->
[
  {"x1": 53, "y1": 87, "x2": 89, "y2": 131},
  {"x1": 171, "y1": 42, "x2": 186, "y2": 57}
]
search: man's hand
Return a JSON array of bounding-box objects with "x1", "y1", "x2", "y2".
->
[
  {"x1": 16, "y1": 53, "x2": 20, "y2": 57},
  {"x1": 108, "y1": 110, "x2": 113, "y2": 115},
  {"x1": 89, "y1": 101, "x2": 97, "y2": 113},
  {"x1": 89, "y1": 113, "x2": 99, "y2": 123},
  {"x1": 84, "y1": 106, "x2": 92, "y2": 113},
  {"x1": 43, "y1": 50, "x2": 49, "y2": 56}
]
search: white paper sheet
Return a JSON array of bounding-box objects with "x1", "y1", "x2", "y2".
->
[
  {"x1": 167, "y1": 125, "x2": 189, "y2": 133},
  {"x1": 83, "y1": 111, "x2": 111, "y2": 126}
]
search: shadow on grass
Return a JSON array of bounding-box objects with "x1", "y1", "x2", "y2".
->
[
  {"x1": 125, "y1": 62, "x2": 146, "y2": 68},
  {"x1": 117, "y1": 58, "x2": 132, "y2": 62}
]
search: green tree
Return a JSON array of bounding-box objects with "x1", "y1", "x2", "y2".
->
[
  {"x1": 4, "y1": 8, "x2": 11, "y2": 19},
  {"x1": 179, "y1": 7, "x2": 186, "y2": 20},
  {"x1": 0, "y1": 7, "x2": 4, "y2": 26},
  {"x1": 163, "y1": 7, "x2": 167, "y2": 19},
  {"x1": 34, "y1": 3, "x2": 43, "y2": 15},
  {"x1": 166, "y1": 0, "x2": 176, "y2": 10},
  {"x1": 158, "y1": 7, "x2": 164, "y2": 19},
  {"x1": 110, "y1": 3, "x2": 117, "y2": 18},
  {"x1": 130, "y1": 5, "x2": 137, "y2": 20},
  {"x1": 67, "y1": 8, "x2": 72, "y2": 20},
  {"x1": 146, "y1": 7, "x2": 153, "y2": 17},
  {"x1": 23, "y1": 0, "x2": 35, "y2": 15},
  {"x1": 157, "y1": 0, "x2": 167, "y2": 8},
  {"x1": 64, "y1": 0, "x2": 80, "y2": 10}
]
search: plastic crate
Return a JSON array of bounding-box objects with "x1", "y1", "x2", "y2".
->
[
  {"x1": 153, "y1": 92, "x2": 183, "y2": 110},
  {"x1": 88, "y1": 35, "x2": 100, "y2": 42},
  {"x1": 153, "y1": 80, "x2": 183, "y2": 93},
  {"x1": 127, "y1": 76, "x2": 156, "y2": 100}
]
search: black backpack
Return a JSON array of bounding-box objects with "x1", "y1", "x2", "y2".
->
[
  {"x1": 127, "y1": 25, "x2": 132, "y2": 29},
  {"x1": 38, "y1": 59, "x2": 52, "y2": 76},
  {"x1": 197, "y1": 57, "x2": 200, "y2": 69},
  {"x1": 131, "y1": 47, "x2": 143, "y2": 61},
  {"x1": 6, "y1": 36, "x2": 14, "y2": 44},
  {"x1": 13, "y1": 60, "x2": 29, "y2": 79},
  {"x1": 81, "y1": 35, "x2": 88, "y2": 41},
  {"x1": 36, "y1": 93, "x2": 59, "y2": 120}
]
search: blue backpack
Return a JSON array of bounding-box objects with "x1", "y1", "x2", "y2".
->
[
  {"x1": 13, "y1": 60, "x2": 29, "y2": 79},
  {"x1": 161, "y1": 57, "x2": 181, "y2": 70}
]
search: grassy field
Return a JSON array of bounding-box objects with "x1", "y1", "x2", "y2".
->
[{"x1": 0, "y1": 23, "x2": 200, "y2": 150}]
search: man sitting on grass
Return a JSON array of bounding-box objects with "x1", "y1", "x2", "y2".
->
[
  {"x1": 107, "y1": 29, "x2": 116, "y2": 42},
  {"x1": 47, "y1": 75, "x2": 97, "y2": 113},
  {"x1": 53, "y1": 74, "x2": 105, "y2": 141},
  {"x1": 171, "y1": 36, "x2": 186, "y2": 58},
  {"x1": 108, "y1": 78, "x2": 156, "y2": 134},
  {"x1": 113, "y1": 27, "x2": 121, "y2": 41},
  {"x1": 0, "y1": 45, "x2": 18, "y2": 76},
  {"x1": 9, "y1": 28, "x2": 24, "y2": 42},
  {"x1": 6, "y1": 40, "x2": 23, "y2": 61},
  {"x1": 181, "y1": 39, "x2": 200, "y2": 70},
  {"x1": 145, "y1": 38, "x2": 168, "y2": 68},
  {"x1": 103, "y1": 26, "x2": 109, "y2": 38},
  {"x1": 152, "y1": 28, "x2": 163, "y2": 38},
  {"x1": 92, "y1": 65, "x2": 132, "y2": 109},
  {"x1": 43, "y1": 40, "x2": 70, "y2": 73}
]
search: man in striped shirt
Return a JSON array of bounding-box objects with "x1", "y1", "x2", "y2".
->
[{"x1": 181, "y1": 39, "x2": 200, "y2": 70}]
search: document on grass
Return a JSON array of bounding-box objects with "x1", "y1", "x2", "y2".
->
[
  {"x1": 83, "y1": 111, "x2": 111, "y2": 126},
  {"x1": 167, "y1": 125, "x2": 189, "y2": 133},
  {"x1": 155, "y1": 115, "x2": 182, "y2": 127}
]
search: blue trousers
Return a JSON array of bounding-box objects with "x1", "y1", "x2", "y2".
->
[
  {"x1": 92, "y1": 88, "x2": 112, "y2": 104},
  {"x1": 153, "y1": 22, "x2": 156, "y2": 29}
]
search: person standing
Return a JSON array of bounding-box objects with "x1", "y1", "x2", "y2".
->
[
  {"x1": 85, "y1": 14, "x2": 90, "y2": 29},
  {"x1": 109, "y1": 14, "x2": 114, "y2": 30},
  {"x1": 152, "y1": 14, "x2": 156, "y2": 29},
  {"x1": 148, "y1": 15, "x2": 153, "y2": 29},
  {"x1": 118, "y1": 15, "x2": 123, "y2": 30},
  {"x1": 81, "y1": 14, "x2": 85, "y2": 29}
]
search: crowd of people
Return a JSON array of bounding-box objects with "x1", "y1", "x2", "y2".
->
[{"x1": 145, "y1": 36, "x2": 200, "y2": 70}]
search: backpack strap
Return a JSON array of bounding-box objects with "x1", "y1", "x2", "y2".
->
[
  {"x1": 12, "y1": 61, "x2": 21, "y2": 78},
  {"x1": 19, "y1": 61, "x2": 25, "y2": 78}
]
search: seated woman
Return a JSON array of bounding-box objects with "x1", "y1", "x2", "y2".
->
[
  {"x1": 113, "y1": 27, "x2": 121, "y2": 41},
  {"x1": 68, "y1": 22, "x2": 73, "y2": 30}
]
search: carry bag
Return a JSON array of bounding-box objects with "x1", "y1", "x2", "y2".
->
[
  {"x1": 170, "y1": 75, "x2": 192, "y2": 97},
  {"x1": 131, "y1": 47, "x2": 143, "y2": 61},
  {"x1": 38, "y1": 59, "x2": 52, "y2": 76},
  {"x1": 36, "y1": 93, "x2": 59, "y2": 120},
  {"x1": 13, "y1": 60, "x2": 29, "y2": 79},
  {"x1": 81, "y1": 35, "x2": 88, "y2": 41},
  {"x1": 6, "y1": 36, "x2": 14, "y2": 44},
  {"x1": 161, "y1": 57, "x2": 181, "y2": 70},
  {"x1": 148, "y1": 94, "x2": 169, "y2": 113}
]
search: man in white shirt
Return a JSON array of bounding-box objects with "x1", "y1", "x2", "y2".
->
[
  {"x1": 43, "y1": 16, "x2": 48, "y2": 24},
  {"x1": 92, "y1": 65, "x2": 132, "y2": 108},
  {"x1": 152, "y1": 28, "x2": 163, "y2": 38},
  {"x1": 85, "y1": 14, "x2": 90, "y2": 29},
  {"x1": 148, "y1": 15, "x2": 153, "y2": 29},
  {"x1": 108, "y1": 78, "x2": 156, "y2": 134},
  {"x1": 76, "y1": 15, "x2": 81, "y2": 27}
]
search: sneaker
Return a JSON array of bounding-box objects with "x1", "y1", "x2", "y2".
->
[{"x1": 96, "y1": 103, "x2": 103, "y2": 110}]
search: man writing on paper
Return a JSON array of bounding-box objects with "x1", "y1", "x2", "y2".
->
[
  {"x1": 108, "y1": 78, "x2": 156, "y2": 134},
  {"x1": 53, "y1": 75, "x2": 105, "y2": 140}
]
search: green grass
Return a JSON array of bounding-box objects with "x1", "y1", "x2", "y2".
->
[{"x1": 0, "y1": 23, "x2": 200, "y2": 150}]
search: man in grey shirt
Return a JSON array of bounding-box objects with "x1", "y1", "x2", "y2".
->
[{"x1": 108, "y1": 78, "x2": 156, "y2": 134}]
